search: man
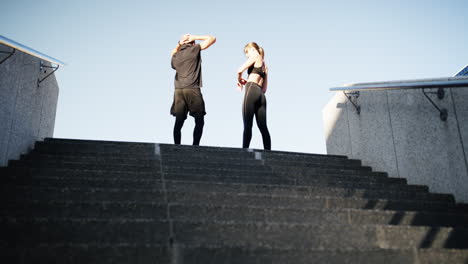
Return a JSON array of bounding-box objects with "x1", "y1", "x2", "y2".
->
[{"x1": 170, "y1": 34, "x2": 216, "y2": 145}]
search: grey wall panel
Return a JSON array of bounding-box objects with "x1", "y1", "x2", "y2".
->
[
  {"x1": 450, "y1": 87, "x2": 468, "y2": 170},
  {"x1": 323, "y1": 84, "x2": 468, "y2": 202},
  {"x1": 347, "y1": 91, "x2": 399, "y2": 178},
  {"x1": 387, "y1": 89, "x2": 467, "y2": 200},
  {"x1": 0, "y1": 44, "x2": 59, "y2": 166}
]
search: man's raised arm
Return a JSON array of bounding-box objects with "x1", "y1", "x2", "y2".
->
[{"x1": 187, "y1": 34, "x2": 216, "y2": 50}]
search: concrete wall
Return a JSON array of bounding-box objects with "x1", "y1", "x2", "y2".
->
[
  {"x1": 0, "y1": 44, "x2": 59, "y2": 166},
  {"x1": 323, "y1": 82, "x2": 468, "y2": 202}
]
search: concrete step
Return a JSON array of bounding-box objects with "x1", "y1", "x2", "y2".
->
[
  {"x1": 163, "y1": 160, "x2": 268, "y2": 171},
  {"x1": 30, "y1": 148, "x2": 257, "y2": 164},
  {"x1": 2, "y1": 201, "x2": 167, "y2": 219},
  {"x1": 3, "y1": 217, "x2": 467, "y2": 249},
  {"x1": 8, "y1": 159, "x2": 160, "y2": 171},
  {"x1": 168, "y1": 204, "x2": 468, "y2": 228},
  {"x1": 262, "y1": 151, "x2": 356, "y2": 162},
  {"x1": 30, "y1": 140, "x2": 371, "y2": 172},
  {"x1": 37, "y1": 140, "x2": 256, "y2": 159},
  {"x1": 163, "y1": 170, "x2": 409, "y2": 184},
  {"x1": 22, "y1": 153, "x2": 159, "y2": 165},
  {"x1": 1, "y1": 166, "x2": 403, "y2": 189},
  {"x1": 4, "y1": 245, "x2": 468, "y2": 264},
  {"x1": 165, "y1": 247, "x2": 468, "y2": 264},
  {"x1": 164, "y1": 167, "x2": 393, "y2": 182},
  {"x1": 0, "y1": 218, "x2": 170, "y2": 245},
  {"x1": 163, "y1": 174, "x2": 426, "y2": 192},
  {"x1": 162, "y1": 159, "x2": 368, "y2": 171},
  {"x1": 34, "y1": 141, "x2": 158, "y2": 155},
  {"x1": 4, "y1": 201, "x2": 467, "y2": 228},
  {"x1": 164, "y1": 173, "x2": 414, "y2": 189},
  {"x1": 162, "y1": 165, "x2": 382, "y2": 178},
  {"x1": 1, "y1": 186, "x2": 166, "y2": 202},
  {"x1": 159, "y1": 147, "x2": 363, "y2": 169},
  {"x1": 1, "y1": 178, "x2": 447, "y2": 204},
  {"x1": 14, "y1": 155, "x2": 369, "y2": 175},
  {"x1": 268, "y1": 166, "x2": 376, "y2": 175},
  {"x1": 7, "y1": 176, "x2": 163, "y2": 189},
  {"x1": 166, "y1": 191, "x2": 465, "y2": 213},
  {"x1": 0, "y1": 244, "x2": 170, "y2": 264},
  {"x1": 159, "y1": 143, "x2": 348, "y2": 159},
  {"x1": 1, "y1": 167, "x2": 159, "y2": 179},
  {"x1": 2, "y1": 188, "x2": 464, "y2": 214},
  {"x1": 29, "y1": 149, "x2": 160, "y2": 159},
  {"x1": 17, "y1": 154, "x2": 371, "y2": 174},
  {"x1": 44, "y1": 138, "x2": 151, "y2": 145},
  {"x1": 159, "y1": 153, "x2": 261, "y2": 165},
  {"x1": 40, "y1": 139, "x2": 356, "y2": 164},
  {"x1": 161, "y1": 151, "x2": 358, "y2": 166},
  {"x1": 164, "y1": 181, "x2": 451, "y2": 203},
  {"x1": 264, "y1": 160, "x2": 365, "y2": 170},
  {"x1": 159, "y1": 149, "x2": 360, "y2": 164},
  {"x1": 2, "y1": 174, "x2": 438, "y2": 199},
  {"x1": 159, "y1": 149, "x2": 256, "y2": 159},
  {"x1": 158, "y1": 143, "x2": 266, "y2": 155},
  {"x1": 7, "y1": 160, "x2": 378, "y2": 178},
  {"x1": 171, "y1": 220, "x2": 468, "y2": 249}
]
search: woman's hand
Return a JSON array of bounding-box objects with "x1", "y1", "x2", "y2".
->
[
  {"x1": 237, "y1": 72, "x2": 246, "y2": 90},
  {"x1": 237, "y1": 79, "x2": 247, "y2": 90}
]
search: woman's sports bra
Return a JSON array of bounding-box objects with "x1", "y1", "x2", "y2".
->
[{"x1": 247, "y1": 64, "x2": 266, "y2": 79}]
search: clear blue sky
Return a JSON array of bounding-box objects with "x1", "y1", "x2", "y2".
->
[{"x1": 2, "y1": 0, "x2": 467, "y2": 153}]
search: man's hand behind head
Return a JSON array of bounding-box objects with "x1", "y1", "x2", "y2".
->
[{"x1": 180, "y1": 34, "x2": 192, "y2": 45}]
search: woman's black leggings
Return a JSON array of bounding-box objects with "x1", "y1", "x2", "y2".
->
[{"x1": 242, "y1": 82, "x2": 271, "y2": 150}]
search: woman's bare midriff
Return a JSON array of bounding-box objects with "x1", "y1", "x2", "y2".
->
[{"x1": 247, "y1": 73, "x2": 263, "y2": 87}]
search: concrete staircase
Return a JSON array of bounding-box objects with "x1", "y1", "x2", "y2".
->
[{"x1": 1, "y1": 138, "x2": 468, "y2": 263}]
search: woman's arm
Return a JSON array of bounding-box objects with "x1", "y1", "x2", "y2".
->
[
  {"x1": 237, "y1": 50, "x2": 259, "y2": 74},
  {"x1": 262, "y1": 64, "x2": 268, "y2": 93},
  {"x1": 236, "y1": 52, "x2": 259, "y2": 89},
  {"x1": 236, "y1": 59, "x2": 252, "y2": 89}
]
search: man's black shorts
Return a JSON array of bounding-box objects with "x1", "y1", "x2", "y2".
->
[{"x1": 170, "y1": 88, "x2": 206, "y2": 119}]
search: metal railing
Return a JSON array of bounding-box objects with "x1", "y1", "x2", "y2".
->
[
  {"x1": 1, "y1": 35, "x2": 66, "y2": 86},
  {"x1": 454, "y1": 64, "x2": 468, "y2": 77},
  {"x1": 329, "y1": 76, "x2": 468, "y2": 121},
  {"x1": 0, "y1": 35, "x2": 66, "y2": 66}
]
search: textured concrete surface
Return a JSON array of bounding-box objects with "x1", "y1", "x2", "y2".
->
[
  {"x1": 3, "y1": 140, "x2": 468, "y2": 262},
  {"x1": 388, "y1": 88, "x2": 467, "y2": 202},
  {"x1": 450, "y1": 87, "x2": 468, "y2": 186},
  {"x1": 348, "y1": 91, "x2": 400, "y2": 179},
  {"x1": 323, "y1": 80, "x2": 468, "y2": 202},
  {"x1": 0, "y1": 44, "x2": 59, "y2": 166},
  {"x1": 322, "y1": 93, "x2": 352, "y2": 156}
]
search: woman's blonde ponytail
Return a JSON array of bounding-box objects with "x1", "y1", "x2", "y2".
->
[{"x1": 258, "y1": 47, "x2": 264, "y2": 59}]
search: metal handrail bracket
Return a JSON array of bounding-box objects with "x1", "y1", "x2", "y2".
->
[
  {"x1": 0, "y1": 48, "x2": 16, "y2": 64},
  {"x1": 37, "y1": 62, "x2": 60, "y2": 86},
  {"x1": 343, "y1": 91, "x2": 361, "y2": 114}
]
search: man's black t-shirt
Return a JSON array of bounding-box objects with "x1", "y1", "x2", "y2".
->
[{"x1": 171, "y1": 44, "x2": 202, "y2": 89}]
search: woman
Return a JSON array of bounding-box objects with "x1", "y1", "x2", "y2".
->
[{"x1": 237, "y1": 42, "x2": 271, "y2": 150}]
